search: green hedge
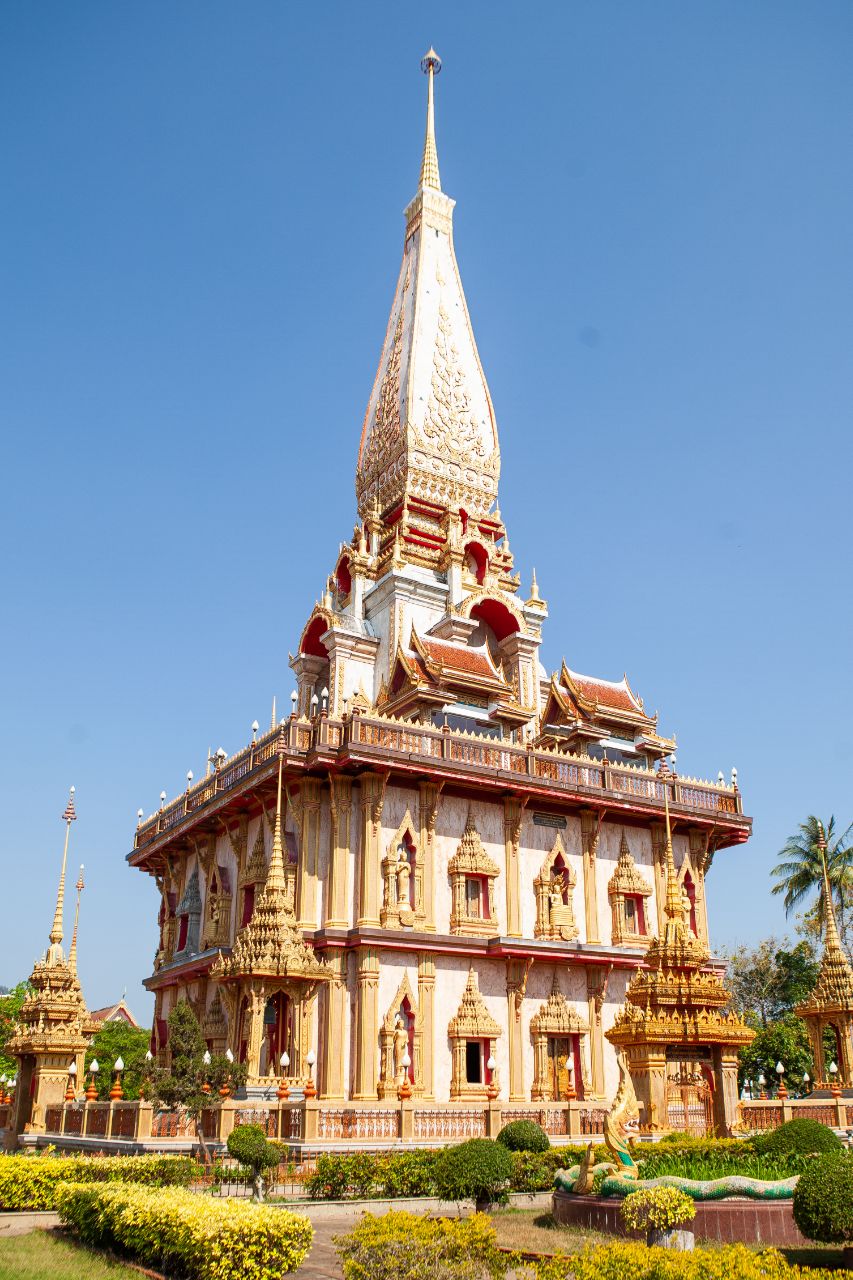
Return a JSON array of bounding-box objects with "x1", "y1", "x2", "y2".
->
[
  {"x1": 793, "y1": 1151, "x2": 853, "y2": 1246},
  {"x1": 0, "y1": 1153, "x2": 199, "y2": 1210},
  {"x1": 754, "y1": 1118, "x2": 842, "y2": 1157},
  {"x1": 538, "y1": 1242, "x2": 839, "y2": 1280},
  {"x1": 333, "y1": 1210, "x2": 506, "y2": 1280},
  {"x1": 496, "y1": 1120, "x2": 550, "y2": 1153},
  {"x1": 56, "y1": 1182, "x2": 313, "y2": 1280}
]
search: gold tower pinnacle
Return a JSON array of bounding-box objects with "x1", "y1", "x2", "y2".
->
[
  {"x1": 266, "y1": 757, "x2": 287, "y2": 894},
  {"x1": 419, "y1": 48, "x2": 442, "y2": 191},
  {"x1": 817, "y1": 823, "x2": 846, "y2": 961},
  {"x1": 49, "y1": 786, "x2": 77, "y2": 957},
  {"x1": 69, "y1": 865, "x2": 85, "y2": 972}
]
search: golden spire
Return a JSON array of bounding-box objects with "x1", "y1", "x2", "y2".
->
[
  {"x1": 419, "y1": 48, "x2": 442, "y2": 191},
  {"x1": 49, "y1": 786, "x2": 77, "y2": 954},
  {"x1": 817, "y1": 823, "x2": 846, "y2": 961},
  {"x1": 663, "y1": 789, "x2": 683, "y2": 925},
  {"x1": 266, "y1": 757, "x2": 287, "y2": 893},
  {"x1": 69, "y1": 865, "x2": 85, "y2": 972}
]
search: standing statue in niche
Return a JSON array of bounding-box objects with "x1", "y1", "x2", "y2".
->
[
  {"x1": 396, "y1": 846, "x2": 414, "y2": 924},
  {"x1": 393, "y1": 1013, "x2": 409, "y2": 1084},
  {"x1": 547, "y1": 871, "x2": 577, "y2": 940}
]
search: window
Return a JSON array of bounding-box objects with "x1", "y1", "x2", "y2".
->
[
  {"x1": 625, "y1": 895, "x2": 646, "y2": 935},
  {"x1": 176, "y1": 914, "x2": 189, "y2": 952},
  {"x1": 241, "y1": 884, "x2": 255, "y2": 928},
  {"x1": 465, "y1": 1040, "x2": 483, "y2": 1084},
  {"x1": 465, "y1": 877, "x2": 483, "y2": 918}
]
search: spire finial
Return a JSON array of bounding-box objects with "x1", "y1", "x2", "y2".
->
[
  {"x1": 69, "y1": 865, "x2": 85, "y2": 972},
  {"x1": 817, "y1": 822, "x2": 845, "y2": 957},
  {"x1": 266, "y1": 758, "x2": 287, "y2": 893},
  {"x1": 419, "y1": 48, "x2": 442, "y2": 191},
  {"x1": 49, "y1": 787, "x2": 77, "y2": 952},
  {"x1": 270, "y1": 695, "x2": 277, "y2": 732},
  {"x1": 663, "y1": 789, "x2": 682, "y2": 924}
]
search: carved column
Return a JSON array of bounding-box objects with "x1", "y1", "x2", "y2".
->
[
  {"x1": 688, "y1": 827, "x2": 711, "y2": 943},
  {"x1": 506, "y1": 959, "x2": 529, "y2": 1100},
  {"x1": 417, "y1": 953, "x2": 435, "y2": 1100},
  {"x1": 296, "y1": 779, "x2": 323, "y2": 930},
  {"x1": 503, "y1": 797, "x2": 525, "y2": 938},
  {"x1": 357, "y1": 773, "x2": 388, "y2": 927},
  {"x1": 580, "y1": 810, "x2": 601, "y2": 944},
  {"x1": 353, "y1": 947, "x2": 380, "y2": 1100},
  {"x1": 418, "y1": 781, "x2": 442, "y2": 932},
  {"x1": 245, "y1": 984, "x2": 267, "y2": 1081},
  {"x1": 586, "y1": 966, "x2": 608, "y2": 1099},
  {"x1": 650, "y1": 821, "x2": 667, "y2": 935},
  {"x1": 319, "y1": 953, "x2": 348, "y2": 1100},
  {"x1": 327, "y1": 776, "x2": 353, "y2": 929}
]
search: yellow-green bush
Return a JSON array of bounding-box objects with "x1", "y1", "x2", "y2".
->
[
  {"x1": 56, "y1": 1182, "x2": 313, "y2": 1280},
  {"x1": 535, "y1": 1243, "x2": 839, "y2": 1280},
  {"x1": 334, "y1": 1210, "x2": 506, "y2": 1280},
  {"x1": 0, "y1": 1153, "x2": 198, "y2": 1210}
]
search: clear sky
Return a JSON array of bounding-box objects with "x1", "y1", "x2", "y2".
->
[{"x1": 2, "y1": 2, "x2": 851, "y2": 1020}]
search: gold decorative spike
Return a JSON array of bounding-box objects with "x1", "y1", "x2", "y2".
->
[
  {"x1": 49, "y1": 787, "x2": 77, "y2": 954},
  {"x1": 419, "y1": 48, "x2": 442, "y2": 191},
  {"x1": 266, "y1": 758, "x2": 287, "y2": 894},
  {"x1": 270, "y1": 696, "x2": 277, "y2": 731},
  {"x1": 68, "y1": 865, "x2": 85, "y2": 973}
]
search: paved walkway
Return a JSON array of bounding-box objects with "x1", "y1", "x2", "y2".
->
[{"x1": 289, "y1": 1214, "x2": 349, "y2": 1279}]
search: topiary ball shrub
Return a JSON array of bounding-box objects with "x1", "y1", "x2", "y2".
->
[
  {"x1": 496, "y1": 1119, "x2": 550, "y2": 1153},
  {"x1": 793, "y1": 1150, "x2": 853, "y2": 1259},
  {"x1": 434, "y1": 1138, "x2": 512, "y2": 1208},
  {"x1": 755, "y1": 1118, "x2": 843, "y2": 1157},
  {"x1": 226, "y1": 1122, "x2": 280, "y2": 1200}
]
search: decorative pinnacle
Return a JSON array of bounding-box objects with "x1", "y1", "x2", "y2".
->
[
  {"x1": 49, "y1": 786, "x2": 77, "y2": 949},
  {"x1": 69, "y1": 865, "x2": 85, "y2": 972},
  {"x1": 266, "y1": 757, "x2": 287, "y2": 893},
  {"x1": 419, "y1": 47, "x2": 442, "y2": 191},
  {"x1": 663, "y1": 789, "x2": 683, "y2": 924},
  {"x1": 817, "y1": 823, "x2": 845, "y2": 958}
]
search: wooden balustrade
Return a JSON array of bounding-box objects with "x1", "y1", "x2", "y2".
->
[{"x1": 136, "y1": 713, "x2": 743, "y2": 851}]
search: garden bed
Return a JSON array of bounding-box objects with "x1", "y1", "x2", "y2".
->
[{"x1": 552, "y1": 1189, "x2": 811, "y2": 1248}]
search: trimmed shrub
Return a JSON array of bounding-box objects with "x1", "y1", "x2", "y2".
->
[
  {"x1": 537, "y1": 1242, "x2": 839, "y2": 1280},
  {"x1": 754, "y1": 1117, "x2": 842, "y2": 1157},
  {"x1": 0, "y1": 1153, "x2": 199, "y2": 1210},
  {"x1": 793, "y1": 1150, "x2": 853, "y2": 1248},
  {"x1": 496, "y1": 1119, "x2": 549, "y2": 1153},
  {"x1": 434, "y1": 1138, "x2": 512, "y2": 1206},
  {"x1": 334, "y1": 1210, "x2": 507, "y2": 1280},
  {"x1": 227, "y1": 1123, "x2": 281, "y2": 1200},
  {"x1": 56, "y1": 1181, "x2": 313, "y2": 1280},
  {"x1": 305, "y1": 1151, "x2": 380, "y2": 1200},
  {"x1": 374, "y1": 1149, "x2": 441, "y2": 1198},
  {"x1": 620, "y1": 1186, "x2": 696, "y2": 1233}
]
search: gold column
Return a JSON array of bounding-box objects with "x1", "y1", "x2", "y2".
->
[
  {"x1": 586, "y1": 967, "x2": 607, "y2": 1099},
  {"x1": 319, "y1": 953, "x2": 348, "y2": 1100},
  {"x1": 296, "y1": 779, "x2": 323, "y2": 930},
  {"x1": 417, "y1": 953, "x2": 435, "y2": 1099},
  {"x1": 418, "y1": 781, "x2": 442, "y2": 932},
  {"x1": 357, "y1": 773, "x2": 388, "y2": 928},
  {"x1": 503, "y1": 797, "x2": 525, "y2": 938},
  {"x1": 506, "y1": 959, "x2": 528, "y2": 1100},
  {"x1": 688, "y1": 827, "x2": 711, "y2": 944},
  {"x1": 353, "y1": 947, "x2": 379, "y2": 1100},
  {"x1": 327, "y1": 776, "x2": 353, "y2": 929},
  {"x1": 245, "y1": 985, "x2": 266, "y2": 1081},
  {"x1": 650, "y1": 821, "x2": 667, "y2": 935},
  {"x1": 580, "y1": 810, "x2": 601, "y2": 944}
]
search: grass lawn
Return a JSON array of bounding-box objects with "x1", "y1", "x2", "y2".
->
[
  {"x1": 0, "y1": 1229, "x2": 143, "y2": 1279},
  {"x1": 489, "y1": 1209, "x2": 849, "y2": 1270}
]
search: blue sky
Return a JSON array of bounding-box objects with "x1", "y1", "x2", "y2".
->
[{"x1": 2, "y1": 2, "x2": 851, "y2": 1019}]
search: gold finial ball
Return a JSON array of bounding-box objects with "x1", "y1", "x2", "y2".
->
[{"x1": 421, "y1": 47, "x2": 442, "y2": 75}]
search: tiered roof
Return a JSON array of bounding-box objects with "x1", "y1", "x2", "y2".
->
[{"x1": 796, "y1": 834, "x2": 853, "y2": 1019}]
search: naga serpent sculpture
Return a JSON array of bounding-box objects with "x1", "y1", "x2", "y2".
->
[{"x1": 554, "y1": 1050, "x2": 798, "y2": 1201}]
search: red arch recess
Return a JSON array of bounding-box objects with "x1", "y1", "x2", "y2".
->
[
  {"x1": 300, "y1": 616, "x2": 328, "y2": 658},
  {"x1": 335, "y1": 556, "x2": 352, "y2": 596},
  {"x1": 469, "y1": 598, "x2": 520, "y2": 643},
  {"x1": 463, "y1": 541, "x2": 489, "y2": 585}
]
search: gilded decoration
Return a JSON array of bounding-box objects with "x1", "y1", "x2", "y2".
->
[
  {"x1": 795, "y1": 828, "x2": 853, "y2": 1086},
  {"x1": 608, "y1": 832, "x2": 653, "y2": 945},
  {"x1": 360, "y1": 275, "x2": 407, "y2": 481},
  {"x1": 448, "y1": 968, "x2": 502, "y2": 1100},
  {"x1": 534, "y1": 835, "x2": 579, "y2": 941},
  {"x1": 378, "y1": 972, "x2": 424, "y2": 1098},
  {"x1": 202, "y1": 988, "x2": 227, "y2": 1050},
  {"x1": 530, "y1": 973, "x2": 591, "y2": 1101},
  {"x1": 380, "y1": 810, "x2": 423, "y2": 929},
  {"x1": 448, "y1": 812, "x2": 499, "y2": 936}
]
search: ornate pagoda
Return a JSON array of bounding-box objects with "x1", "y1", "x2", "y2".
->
[
  {"x1": 8, "y1": 791, "x2": 98, "y2": 1139},
  {"x1": 606, "y1": 796, "x2": 754, "y2": 1135},
  {"x1": 795, "y1": 825, "x2": 853, "y2": 1090},
  {"x1": 128, "y1": 52, "x2": 751, "y2": 1126}
]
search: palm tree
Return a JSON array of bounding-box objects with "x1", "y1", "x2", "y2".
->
[{"x1": 771, "y1": 816, "x2": 853, "y2": 946}]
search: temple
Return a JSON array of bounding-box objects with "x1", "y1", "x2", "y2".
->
[{"x1": 126, "y1": 52, "x2": 752, "y2": 1135}]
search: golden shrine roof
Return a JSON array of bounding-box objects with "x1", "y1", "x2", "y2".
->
[{"x1": 795, "y1": 833, "x2": 853, "y2": 1017}]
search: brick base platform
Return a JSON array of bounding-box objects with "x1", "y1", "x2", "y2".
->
[{"x1": 552, "y1": 1191, "x2": 809, "y2": 1248}]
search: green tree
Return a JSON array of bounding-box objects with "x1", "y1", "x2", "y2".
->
[
  {"x1": 147, "y1": 1001, "x2": 246, "y2": 1162},
  {"x1": 738, "y1": 1012, "x2": 815, "y2": 1094},
  {"x1": 771, "y1": 816, "x2": 853, "y2": 955},
  {"x1": 84, "y1": 1021, "x2": 151, "y2": 1101},
  {"x1": 723, "y1": 939, "x2": 818, "y2": 1028},
  {"x1": 0, "y1": 982, "x2": 30, "y2": 1076},
  {"x1": 227, "y1": 1122, "x2": 281, "y2": 1201}
]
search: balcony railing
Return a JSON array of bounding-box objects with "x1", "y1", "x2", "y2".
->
[{"x1": 135, "y1": 712, "x2": 744, "y2": 852}]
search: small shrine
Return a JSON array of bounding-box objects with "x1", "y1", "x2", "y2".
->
[
  {"x1": 606, "y1": 797, "x2": 754, "y2": 1136},
  {"x1": 795, "y1": 825, "x2": 853, "y2": 1091},
  {"x1": 210, "y1": 761, "x2": 328, "y2": 1089},
  {"x1": 8, "y1": 790, "x2": 98, "y2": 1139}
]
